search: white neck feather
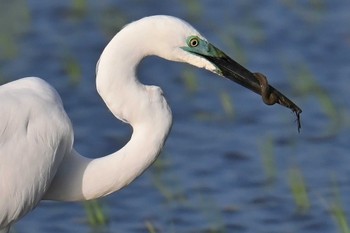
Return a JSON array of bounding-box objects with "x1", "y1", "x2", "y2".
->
[{"x1": 44, "y1": 19, "x2": 173, "y2": 201}]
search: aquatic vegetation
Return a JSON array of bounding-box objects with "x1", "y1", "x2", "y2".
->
[
  {"x1": 151, "y1": 153, "x2": 187, "y2": 203},
  {"x1": 285, "y1": 60, "x2": 344, "y2": 138},
  {"x1": 83, "y1": 199, "x2": 109, "y2": 227},
  {"x1": 145, "y1": 221, "x2": 158, "y2": 233},
  {"x1": 181, "y1": 67, "x2": 198, "y2": 93},
  {"x1": 286, "y1": 63, "x2": 342, "y2": 135},
  {"x1": 197, "y1": 194, "x2": 227, "y2": 233},
  {"x1": 0, "y1": 0, "x2": 31, "y2": 60},
  {"x1": 281, "y1": 0, "x2": 327, "y2": 23},
  {"x1": 63, "y1": 54, "x2": 82, "y2": 86},
  {"x1": 260, "y1": 136, "x2": 277, "y2": 183},
  {"x1": 71, "y1": 0, "x2": 87, "y2": 16},
  {"x1": 97, "y1": 7, "x2": 127, "y2": 38},
  {"x1": 180, "y1": 0, "x2": 203, "y2": 21},
  {"x1": 219, "y1": 90, "x2": 235, "y2": 119},
  {"x1": 288, "y1": 166, "x2": 310, "y2": 214},
  {"x1": 330, "y1": 176, "x2": 350, "y2": 233},
  {"x1": 220, "y1": 32, "x2": 247, "y2": 66}
]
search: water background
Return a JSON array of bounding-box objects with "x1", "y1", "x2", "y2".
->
[{"x1": 1, "y1": 1, "x2": 350, "y2": 232}]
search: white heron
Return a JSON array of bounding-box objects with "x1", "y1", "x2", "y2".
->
[{"x1": 0, "y1": 15, "x2": 301, "y2": 232}]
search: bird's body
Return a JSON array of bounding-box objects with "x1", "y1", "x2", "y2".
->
[
  {"x1": 0, "y1": 77, "x2": 73, "y2": 230},
  {"x1": 0, "y1": 15, "x2": 300, "y2": 232}
]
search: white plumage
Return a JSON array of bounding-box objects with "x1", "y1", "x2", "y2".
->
[
  {"x1": 0, "y1": 16, "x2": 212, "y2": 232},
  {"x1": 0, "y1": 15, "x2": 300, "y2": 233}
]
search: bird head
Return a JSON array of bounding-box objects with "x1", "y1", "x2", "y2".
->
[
  {"x1": 106, "y1": 15, "x2": 302, "y2": 130},
  {"x1": 141, "y1": 15, "x2": 302, "y2": 129}
]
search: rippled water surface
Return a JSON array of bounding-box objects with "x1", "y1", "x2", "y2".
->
[{"x1": 1, "y1": 1, "x2": 350, "y2": 232}]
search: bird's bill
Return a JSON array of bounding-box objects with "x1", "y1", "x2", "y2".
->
[
  {"x1": 183, "y1": 40, "x2": 302, "y2": 131},
  {"x1": 202, "y1": 46, "x2": 263, "y2": 96}
]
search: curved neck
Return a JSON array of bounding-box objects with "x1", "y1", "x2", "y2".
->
[{"x1": 44, "y1": 22, "x2": 172, "y2": 201}]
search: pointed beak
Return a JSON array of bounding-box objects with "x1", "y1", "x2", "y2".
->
[
  {"x1": 202, "y1": 46, "x2": 263, "y2": 95},
  {"x1": 184, "y1": 41, "x2": 302, "y2": 131}
]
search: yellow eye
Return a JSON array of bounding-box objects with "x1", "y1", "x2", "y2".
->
[{"x1": 189, "y1": 37, "x2": 199, "y2": 47}]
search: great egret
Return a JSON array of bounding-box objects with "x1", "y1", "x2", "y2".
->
[{"x1": 0, "y1": 15, "x2": 301, "y2": 232}]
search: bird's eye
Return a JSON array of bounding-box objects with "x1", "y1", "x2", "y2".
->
[{"x1": 188, "y1": 37, "x2": 199, "y2": 47}]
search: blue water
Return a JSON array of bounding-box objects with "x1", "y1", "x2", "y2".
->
[{"x1": 2, "y1": 1, "x2": 350, "y2": 232}]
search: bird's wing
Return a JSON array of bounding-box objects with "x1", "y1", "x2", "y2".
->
[{"x1": 0, "y1": 77, "x2": 73, "y2": 228}]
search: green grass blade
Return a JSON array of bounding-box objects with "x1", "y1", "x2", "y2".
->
[
  {"x1": 330, "y1": 175, "x2": 350, "y2": 233},
  {"x1": 288, "y1": 166, "x2": 310, "y2": 214}
]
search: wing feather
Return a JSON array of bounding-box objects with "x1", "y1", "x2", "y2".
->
[{"x1": 0, "y1": 77, "x2": 73, "y2": 228}]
